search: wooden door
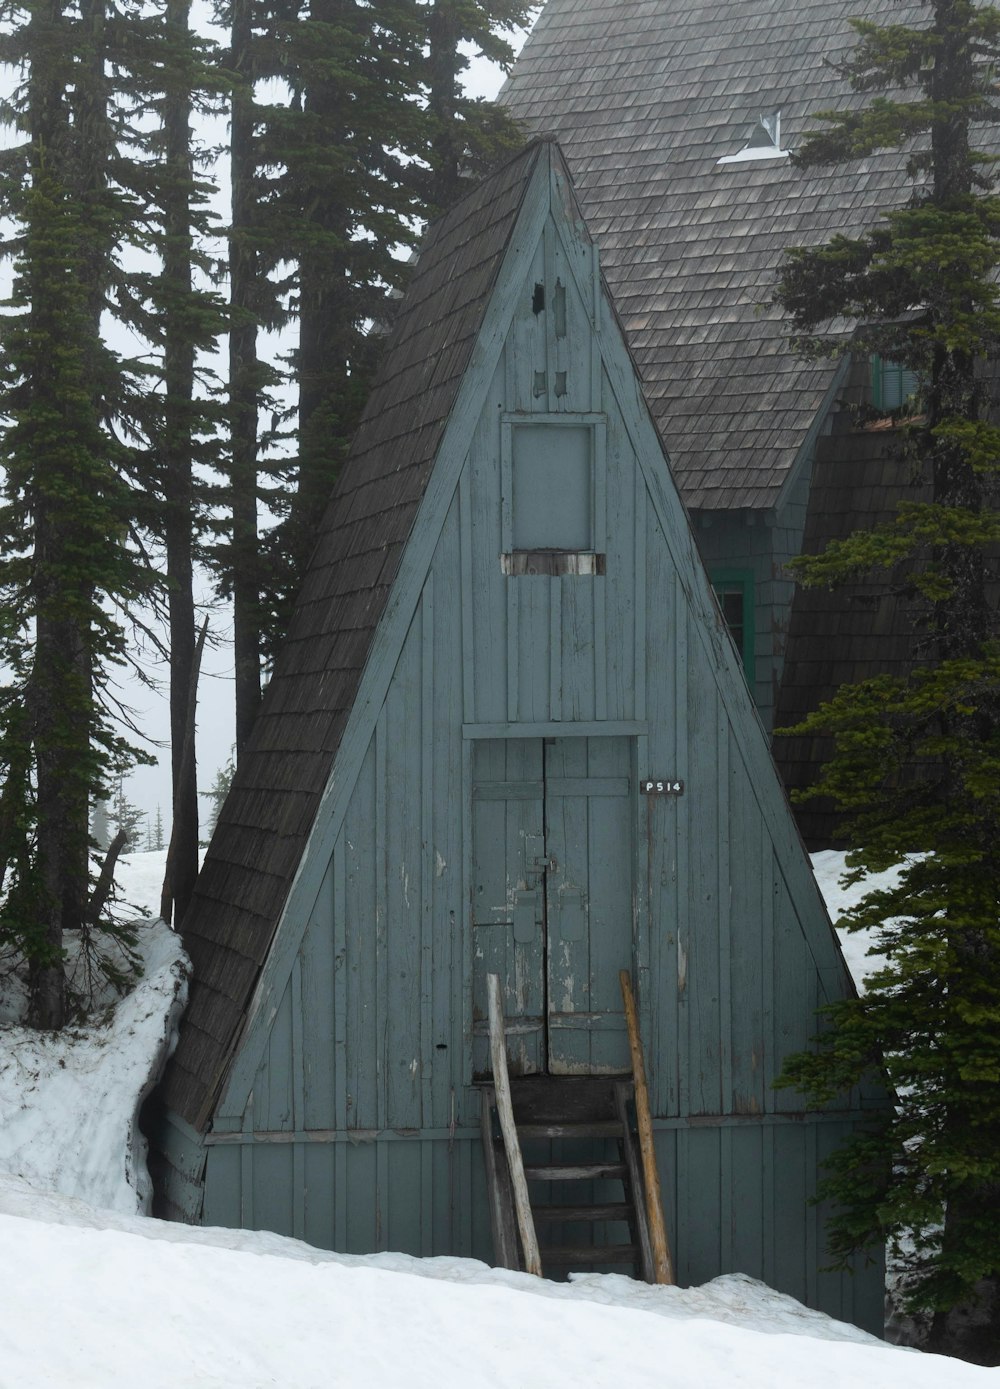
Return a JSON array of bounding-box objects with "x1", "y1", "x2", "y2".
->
[
  {"x1": 544, "y1": 737, "x2": 633, "y2": 1074},
  {"x1": 472, "y1": 739, "x2": 547, "y2": 1075},
  {"x1": 471, "y1": 737, "x2": 634, "y2": 1077}
]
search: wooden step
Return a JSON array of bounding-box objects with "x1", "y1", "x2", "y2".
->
[
  {"x1": 532, "y1": 1202, "x2": 632, "y2": 1223},
  {"x1": 523, "y1": 1161, "x2": 626, "y2": 1182},
  {"x1": 516, "y1": 1120, "x2": 623, "y2": 1140},
  {"x1": 542, "y1": 1244, "x2": 638, "y2": 1265},
  {"x1": 508, "y1": 1075, "x2": 620, "y2": 1125}
]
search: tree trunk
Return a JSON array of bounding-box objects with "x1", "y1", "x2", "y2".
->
[
  {"x1": 162, "y1": 0, "x2": 200, "y2": 919},
  {"x1": 230, "y1": 0, "x2": 262, "y2": 753}
]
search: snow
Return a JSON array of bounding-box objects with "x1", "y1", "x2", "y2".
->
[
  {"x1": 811, "y1": 848, "x2": 901, "y2": 991},
  {"x1": 0, "y1": 913, "x2": 189, "y2": 1212},
  {"x1": 2, "y1": 1174, "x2": 996, "y2": 1389},
  {"x1": 0, "y1": 851, "x2": 995, "y2": 1387}
]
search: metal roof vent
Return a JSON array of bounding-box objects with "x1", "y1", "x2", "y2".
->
[{"x1": 717, "y1": 110, "x2": 790, "y2": 165}]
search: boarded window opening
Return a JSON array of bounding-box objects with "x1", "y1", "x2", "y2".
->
[{"x1": 512, "y1": 424, "x2": 592, "y2": 551}]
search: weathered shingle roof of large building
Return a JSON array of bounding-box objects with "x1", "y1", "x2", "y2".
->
[
  {"x1": 162, "y1": 142, "x2": 554, "y2": 1131},
  {"x1": 502, "y1": 0, "x2": 924, "y2": 510},
  {"x1": 773, "y1": 418, "x2": 932, "y2": 847}
]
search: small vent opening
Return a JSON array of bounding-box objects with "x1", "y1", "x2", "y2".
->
[{"x1": 717, "y1": 109, "x2": 789, "y2": 165}]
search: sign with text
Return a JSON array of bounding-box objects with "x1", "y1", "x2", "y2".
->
[{"x1": 641, "y1": 778, "x2": 684, "y2": 795}]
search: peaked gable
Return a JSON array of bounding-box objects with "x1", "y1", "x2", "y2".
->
[
  {"x1": 164, "y1": 135, "x2": 856, "y2": 1149},
  {"x1": 502, "y1": 0, "x2": 927, "y2": 510}
]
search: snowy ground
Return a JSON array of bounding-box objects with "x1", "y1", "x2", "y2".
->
[{"x1": 1, "y1": 850, "x2": 995, "y2": 1388}]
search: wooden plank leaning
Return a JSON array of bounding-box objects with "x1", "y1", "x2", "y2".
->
[
  {"x1": 619, "y1": 969, "x2": 674, "y2": 1284},
  {"x1": 480, "y1": 1087, "x2": 520, "y2": 1270},
  {"x1": 487, "y1": 973, "x2": 543, "y2": 1277}
]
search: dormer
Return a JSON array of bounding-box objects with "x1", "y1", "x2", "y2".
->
[{"x1": 717, "y1": 110, "x2": 790, "y2": 165}]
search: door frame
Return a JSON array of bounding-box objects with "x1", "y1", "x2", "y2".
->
[{"x1": 463, "y1": 721, "x2": 652, "y2": 1084}]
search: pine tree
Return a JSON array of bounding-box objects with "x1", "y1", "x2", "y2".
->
[
  {"x1": 422, "y1": 0, "x2": 531, "y2": 212},
  {"x1": 111, "y1": 778, "x2": 145, "y2": 851},
  {"x1": 91, "y1": 0, "x2": 233, "y2": 921},
  {"x1": 774, "y1": 1, "x2": 1000, "y2": 1357},
  {"x1": 0, "y1": 0, "x2": 155, "y2": 1024},
  {"x1": 225, "y1": 0, "x2": 267, "y2": 751},
  {"x1": 200, "y1": 750, "x2": 235, "y2": 843},
  {"x1": 251, "y1": 0, "x2": 529, "y2": 652}
]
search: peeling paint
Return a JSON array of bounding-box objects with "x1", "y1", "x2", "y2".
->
[
  {"x1": 677, "y1": 934, "x2": 687, "y2": 993},
  {"x1": 561, "y1": 974, "x2": 575, "y2": 1012},
  {"x1": 513, "y1": 951, "x2": 528, "y2": 1013},
  {"x1": 434, "y1": 849, "x2": 446, "y2": 878}
]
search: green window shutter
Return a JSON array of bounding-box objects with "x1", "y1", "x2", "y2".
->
[
  {"x1": 871, "y1": 354, "x2": 920, "y2": 411},
  {"x1": 711, "y1": 570, "x2": 755, "y2": 683}
]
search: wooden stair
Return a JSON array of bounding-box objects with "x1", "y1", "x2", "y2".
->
[
  {"x1": 482, "y1": 1074, "x2": 654, "y2": 1279},
  {"x1": 480, "y1": 972, "x2": 673, "y2": 1284}
]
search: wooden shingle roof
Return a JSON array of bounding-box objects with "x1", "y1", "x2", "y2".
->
[
  {"x1": 773, "y1": 418, "x2": 932, "y2": 848},
  {"x1": 162, "y1": 142, "x2": 553, "y2": 1131},
  {"x1": 502, "y1": 0, "x2": 924, "y2": 510}
]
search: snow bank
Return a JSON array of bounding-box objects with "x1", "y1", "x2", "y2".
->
[
  {"x1": 0, "y1": 919, "x2": 189, "y2": 1213},
  {"x1": 0, "y1": 1183, "x2": 993, "y2": 1389},
  {"x1": 0, "y1": 1171, "x2": 878, "y2": 1345},
  {"x1": 2, "y1": 850, "x2": 989, "y2": 1387}
]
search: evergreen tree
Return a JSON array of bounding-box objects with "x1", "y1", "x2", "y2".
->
[
  {"x1": 200, "y1": 750, "x2": 235, "y2": 842},
  {"x1": 225, "y1": 0, "x2": 267, "y2": 751},
  {"x1": 101, "y1": 0, "x2": 231, "y2": 921},
  {"x1": 0, "y1": 0, "x2": 154, "y2": 1024},
  {"x1": 774, "y1": 0, "x2": 1000, "y2": 1356},
  {"x1": 111, "y1": 778, "x2": 145, "y2": 850},
  {"x1": 250, "y1": 0, "x2": 530, "y2": 653},
  {"x1": 422, "y1": 0, "x2": 531, "y2": 212}
]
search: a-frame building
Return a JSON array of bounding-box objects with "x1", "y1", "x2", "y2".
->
[{"x1": 152, "y1": 141, "x2": 884, "y2": 1332}]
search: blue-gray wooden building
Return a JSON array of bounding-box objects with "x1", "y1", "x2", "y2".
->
[{"x1": 151, "y1": 141, "x2": 884, "y2": 1332}]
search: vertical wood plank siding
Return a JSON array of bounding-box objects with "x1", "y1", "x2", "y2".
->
[{"x1": 189, "y1": 180, "x2": 882, "y2": 1331}]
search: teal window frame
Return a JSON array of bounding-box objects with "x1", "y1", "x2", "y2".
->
[
  {"x1": 710, "y1": 569, "x2": 755, "y2": 682},
  {"x1": 870, "y1": 354, "x2": 920, "y2": 412}
]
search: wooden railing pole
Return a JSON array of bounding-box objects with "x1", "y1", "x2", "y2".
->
[
  {"x1": 487, "y1": 973, "x2": 543, "y2": 1277},
  {"x1": 620, "y1": 969, "x2": 674, "y2": 1285}
]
